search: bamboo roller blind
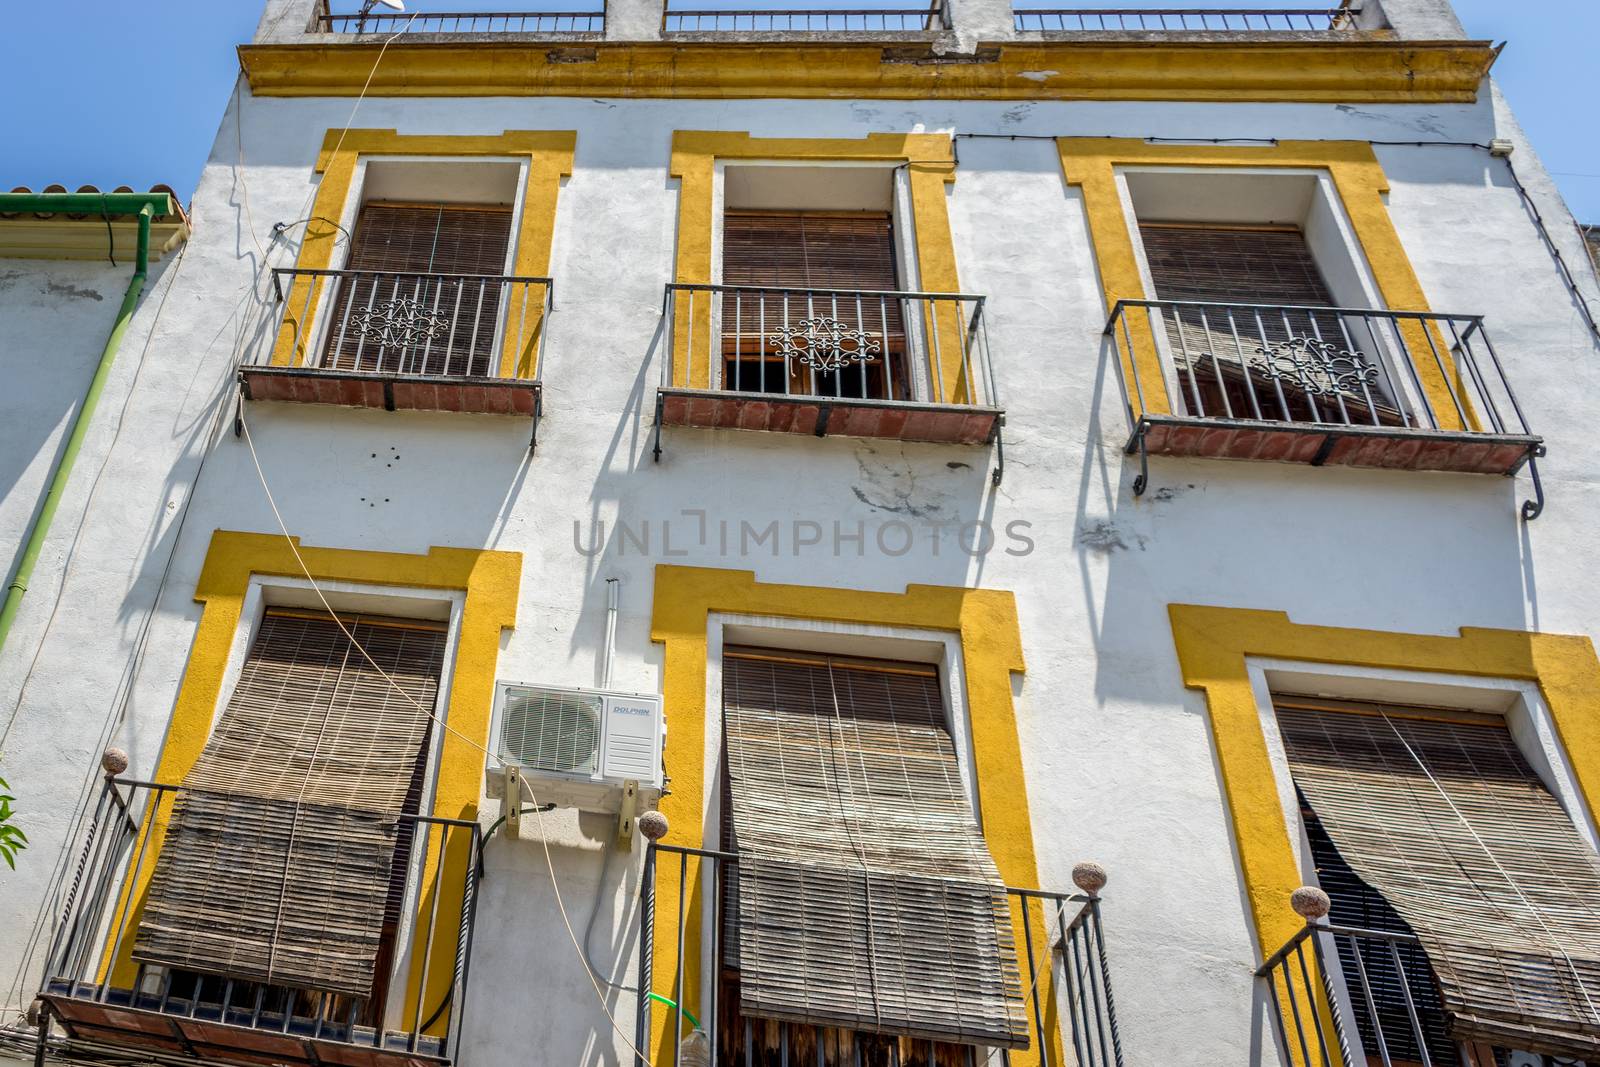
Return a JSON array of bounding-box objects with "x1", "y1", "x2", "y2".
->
[
  {"x1": 134, "y1": 611, "x2": 446, "y2": 997},
  {"x1": 1278, "y1": 701, "x2": 1600, "y2": 1059},
  {"x1": 720, "y1": 648, "x2": 1028, "y2": 1050}
]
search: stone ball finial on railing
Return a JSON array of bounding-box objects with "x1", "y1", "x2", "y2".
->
[
  {"x1": 1072, "y1": 861, "x2": 1108, "y2": 898},
  {"x1": 101, "y1": 748, "x2": 129, "y2": 777},
  {"x1": 1290, "y1": 885, "x2": 1331, "y2": 923},
  {"x1": 637, "y1": 810, "x2": 669, "y2": 842}
]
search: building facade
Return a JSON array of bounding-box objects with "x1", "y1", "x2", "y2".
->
[{"x1": 3, "y1": 1, "x2": 1600, "y2": 1065}]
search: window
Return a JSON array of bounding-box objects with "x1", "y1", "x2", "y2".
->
[
  {"x1": 325, "y1": 201, "x2": 515, "y2": 377},
  {"x1": 1119, "y1": 166, "x2": 1415, "y2": 430},
  {"x1": 1275, "y1": 696, "x2": 1600, "y2": 1066},
  {"x1": 716, "y1": 646, "x2": 1028, "y2": 1064},
  {"x1": 135, "y1": 610, "x2": 447, "y2": 1010},
  {"x1": 720, "y1": 210, "x2": 909, "y2": 400}
]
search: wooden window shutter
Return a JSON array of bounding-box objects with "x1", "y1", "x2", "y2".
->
[
  {"x1": 134, "y1": 611, "x2": 447, "y2": 998},
  {"x1": 723, "y1": 211, "x2": 900, "y2": 292},
  {"x1": 1138, "y1": 224, "x2": 1335, "y2": 308},
  {"x1": 1135, "y1": 224, "x2": 1404, "y2": 422},
  {"x1": 1276, "y1": 700, "x2": 1600, "y2": 1060},
  {"x1": 323, "y1": 202, "x2": 514, "y2": 377},
  {"x1": 720, "y1": 212, "x2": 908, "y2": 397},
  {"x1": 720, "y1": 648, "x2": 1029, "y2": 1050}
]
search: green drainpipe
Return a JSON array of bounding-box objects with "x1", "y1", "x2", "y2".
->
[{"x1": 0, "y1": 192, "x2": 175, "y2": 657}]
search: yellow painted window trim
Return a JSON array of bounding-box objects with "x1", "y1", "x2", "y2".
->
[
  {"x1": 648, "y1": 564, "x2": 1060, "y2": 1067},
  {"x1": 1056, "y1": 138, "x2": 1474, "y2": 431},
  {"x1": 105, "y1": 530, "x2": 521, "y2": 1035},
  {"x1": 1168, "y1": 603, "x2": 1600, "y2": 1062},
  {"x1": 237, "y1": 40, "x2": 1497, "y2": 105},
  {"x1": 667, "y1": 131, "x2": 973, "y2": 400},
  {"x1": 272, "y1": 129, "x2": 576, "y2": 379}
]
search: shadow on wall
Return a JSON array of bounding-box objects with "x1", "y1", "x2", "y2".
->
[
  {"x1": 462, "y1": 807, "x2": 642, "y2": 1067},
  {"x1": 0, "y1": 261, "x2": 166, "y2": 589}
]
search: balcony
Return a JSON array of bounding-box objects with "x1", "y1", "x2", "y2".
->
[
  {"x1": 32, "y1": 778, "x2": 482, "y2": 1067},
  {"x1": 1103, "y1": 299, "x2": 1544, "y2": 513},
  {"x1": 653, "y1": 284, "x2": 1004, "y2": 479},
  {"x1": 661, "y1": 0, "x2": 947, "y2": 35},
  {"x1": 242, "y1": 268, "x2": 552, "y2": 446},
  {"x1": 1012, "y1": 5, "x2": 1364, "y2": 33},
  {"x1": 1259, "y1": 907, "x2": 1461, "y2": 1067},
  {"x1": 313, "y1": 1, "x2": 605, "y2": 35},
  {"x1": 635, "y1": 844, "x2": 1123, "y2": 1067}
]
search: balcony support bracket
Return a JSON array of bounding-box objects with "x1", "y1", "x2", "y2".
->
[
  {"x1": 1522, "y1": 445, "x2": 1547, "y2": 522},
  {"x1": 991, "y1": 419, "x2": 1005, "y2": 486},
  {"x1": 1126, "y1": 420, "x2": 1150, "y2": 497},
  {"x1": 652, "y1": 392, "x2": 665, "y2": 463},
  {"x1": 32, "y1": 1004, "x2": 50, "y2": 1067}
]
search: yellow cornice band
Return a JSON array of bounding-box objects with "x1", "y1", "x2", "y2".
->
[{"x1": 239, "y1": 39, "x2": 1495, "y2": 103}]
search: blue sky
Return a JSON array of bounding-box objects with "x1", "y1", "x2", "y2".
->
[{"x1": 2, "y1": 0, "x2": 1597, "y2": 220}]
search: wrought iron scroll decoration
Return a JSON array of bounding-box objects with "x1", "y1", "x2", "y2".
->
[
  {"x1": 768, "y1": 316, "x2": 881, "y2": 373},
  {"x1": 348, "y1": 297, "x2": 452, "y2": 350},
  {"x1": 1251, "y1": 335, "x2": 1380, "y2": 398}
]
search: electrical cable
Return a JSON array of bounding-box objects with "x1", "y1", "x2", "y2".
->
[
  {"x1": 236, "y1": 412, "x2": 659, "y2": 1066},
  {"x1": 1375, "y1": 707, "x2": 1600, "y2": 1022},
  {"x1": 0, "y1": 240, "x2": 272, "y2": 1023},
  {"x1": 951, "y1": 130, "x2": 1600, "y2": 347},
  {"x1": 580, "y1": 839, "x2": 637, "y2": 992},
  {"x1": 99, "y1": 197, "x2": 116, "y2": 269},
  {"x1": 3, "y1": 12, "x2": 419, "y2": 1027}
]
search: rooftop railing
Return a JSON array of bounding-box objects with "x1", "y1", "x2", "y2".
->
[
  {"x1": 636, "y1": 844, "x2": 1123, "y2": 1067},
  {"x1": 316, "y1": 5, "x2": 604, "y2": 33},
  {"x1": 662, "y1": 0, "x2": 947, "y2": 32},
  {"x1": 1102, "y1": 299, "x2": 1544, "y2": 512},
  {"x1": 33, "y1": 777, "x2": 483, "y2": 1067},
  {"x1": 1012, "y1": 6, "x2": 1360, "y2": 32}
]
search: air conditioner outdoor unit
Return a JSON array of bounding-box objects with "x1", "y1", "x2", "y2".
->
[{"x1": 484, "y1": 681, "x2": 664, "y2": 816}]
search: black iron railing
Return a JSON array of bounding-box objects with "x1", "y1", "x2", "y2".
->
[
  {"x1": 267, "y1": 267, "x2": 553, "y2": 384},
  {"x1": 317, "y1": 8, "x2": 604, "y2": 33},
  {"x1": 1101, "y1": 298, "x2": 1545, "y2": 512},
  {"x1": 1104, "y1": 299, "x2": 1535, "y2": 434},
  {"x1": 661, "y1": 283, "x2": 997, "y2": 407},
  {"x1": 37, "y1": 777, "x2": 482, "y2": 1066},
  {"x1": 636, "y1": 844, "x2": 1121, "y2": 1067},
  {"x1": 663, "y1": 1, "x2": 946, "y2": 32},
  {"x1": 1012, "y1": 6, "x2": 1359, "y2": 32},
  {"x1": 1258, "y1": 913, "x2": 1452, "y2": 1067}
]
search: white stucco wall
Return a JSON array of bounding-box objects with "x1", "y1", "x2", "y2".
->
[
  {"x1": 2, "y1": 23, "x2": 1599, "y2": 1067},
  {"x1": 0, "y1": 263, "x2": 138, "y2": 592}
]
